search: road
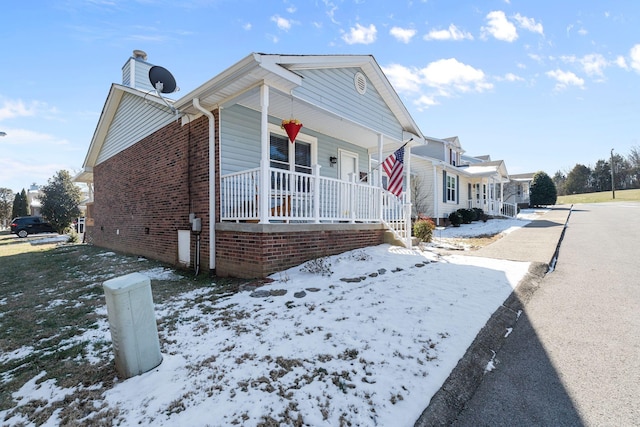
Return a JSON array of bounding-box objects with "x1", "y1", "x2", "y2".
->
[{"x1": 452, "y1": 202, "x2": 640, "y2": 426}]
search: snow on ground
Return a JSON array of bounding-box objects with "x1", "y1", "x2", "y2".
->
[{"x1": 1, "y1": 210, "x2": 546, "y2": 427}]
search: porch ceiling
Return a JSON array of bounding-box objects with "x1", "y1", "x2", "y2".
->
[{"x1": 235, "y1": 87, "x2": 401, "y2": 150}]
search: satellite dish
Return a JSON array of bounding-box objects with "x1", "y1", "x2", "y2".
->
[{"x1": 149, "y1": 65, "x2": 178, "y2": 93}]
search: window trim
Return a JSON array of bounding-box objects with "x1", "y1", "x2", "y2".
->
[{"x1": 268, "y1": 123, "x2": 317, "y2": 171}]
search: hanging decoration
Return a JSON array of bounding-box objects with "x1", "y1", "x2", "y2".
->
[{"x1": 281, "y1": 118, "x2": 303, "y2": 144}]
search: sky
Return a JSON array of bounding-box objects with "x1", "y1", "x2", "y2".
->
[
  {"x1": 0, "y1": 211, "x2": 542, "y2": 426},
  {"x1": 1, "y1": 1, "x2": 640, "y2": 194}
]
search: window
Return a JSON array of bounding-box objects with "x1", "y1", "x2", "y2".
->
[
  {"x1": 270, "y1": 134, "x2": 289, "y2": 170},
  {"x1": 270, "y1": 129, "x2": 314, "y2": 192},
  {"x1": 446, "y1": 174, "x2": 457, "y2": 202}
]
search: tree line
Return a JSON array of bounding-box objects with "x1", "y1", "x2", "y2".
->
[
  {"x1": 0, "y1": 170, "x2": 81, "y2": 233},
  {"x1": 553, "y1": 146, "x2": 640, "y2": 196}
]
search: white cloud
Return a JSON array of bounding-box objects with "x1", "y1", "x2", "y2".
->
[
  {"x1": 424, "y1": 24, "x2": 473, "y2": 41},
  {"x1": 0, "y1": 97, "x2": 59, "y2": 121},
  {"x1": 383, "y1": 59, "x2": 492, "y2": 110},
  {"x1": 242, "y1": 22, "x2": 252, "y2": 31},
  {"x1": 481, "y1": 11, "x2": 518, "y2": 42},
  {"x1": 0, "y1": 127, "x2": 69, "y2": 146},
  {"x1": 381, "y1": 64, "x2": 423, "y2": 93},
  {"x1": 503, "y1": 73, "x2": 524, "y2": 82},
  {"x1": 630, "y1": 44, "x2": 640, "y2": 73},
  {"x1": 580, "y1": 54, "x2": 608, "y2": 76},
  {"x1": 615, "y1": 55, "x2": 628, "y2": 70},
  {"x1": 415, "y1": 94, "x2": 438, "y2": 109},
  {"x1": 342, "y1": 23, "x2": 377, "y2": 45},
  {"x1": 513, "y1": 13, "x2": 543, "y2": 35},
  {"x1": 560, "y1": 53, "x2": 609, "y2": 77},
  {"x1": 271, "y1": 15, "x2": 292, "y2": 31},
  {"x1": 546, "y1": 69, "x2": 585, "y2": 90},
  {"x1": 0, "y1": 99, "x2": 44, "y2": 121},
  {"x1": 324, "y1": 0, "x2": 339, "y2": 24},
  {"x1": 421, "y1": 58, "x2": 493, "y2": 93},
  {"x1": 389, "y1": 26, "x2": 417, "y2": 44},
  {"x1": 528, "y1": 53, "x2": 544, "y2": 63}
]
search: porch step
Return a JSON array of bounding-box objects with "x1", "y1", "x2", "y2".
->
[{"x1": 383, "y1": 230, "x2": 419, "y2": 248}]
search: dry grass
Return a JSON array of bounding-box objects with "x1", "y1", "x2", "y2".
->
[{"x1": 0, "y1": 231, "x2": 246, "y2": 425}]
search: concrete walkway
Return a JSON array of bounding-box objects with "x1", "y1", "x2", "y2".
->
[
  {"x1": 415, "y1": 206, "x2": 573, "y2": 426},
  {"x1": 468, "y1": 206, "x2": 573, "y2": 266}
]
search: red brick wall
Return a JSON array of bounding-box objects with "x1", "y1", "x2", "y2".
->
[
  {"x1": 216, "y1": 225, "x2": 385, "y2": 278},
  {"x1": 86, "y1": 108, "x2": 386, "y2": 279},
  {"x1": 86, "y1": 113, "x2": 214, "y2": 268}
]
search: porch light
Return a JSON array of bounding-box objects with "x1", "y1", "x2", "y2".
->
[{"x1": 329, "y1": 156, "x2": 337, "y2": 167}]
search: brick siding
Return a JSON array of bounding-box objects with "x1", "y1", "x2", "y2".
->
[
  {"x1": 215, "y1": 225, "x2": 385, "y2": 278},
  {"x1": 86, "y1": 113, "x2": 212, "y2": 267},
  {"x1": 85, "y1": 109, "x2": 386, "y2": 279}
]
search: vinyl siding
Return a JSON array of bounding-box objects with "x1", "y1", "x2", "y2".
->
[
  {"x1": 220, "y1": 104, "x2": 369, "y2": 178},
  {"x1": 293, "y1": 67, "x2": 403, "y2": 140},
  {"x1": 96, "y1": 92, "x2": 176, "y2": 165}
]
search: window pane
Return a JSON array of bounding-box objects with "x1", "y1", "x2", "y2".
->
[
  {"x1": 295, "y1": 142, "x2": 311, "y2": 174},
  {"x1": 270, "y1": 134, "x2": 289, "y2": 169}
]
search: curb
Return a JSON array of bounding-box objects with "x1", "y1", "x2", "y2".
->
[
  {"x1": 415, "y1": 206, "x2": 573, "y2": 426},
  {"x1": 414, "y1": 262, "x2": 549, "y2": 426}
]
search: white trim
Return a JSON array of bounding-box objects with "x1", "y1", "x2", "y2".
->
[{"x1": 268, "y1": 122, "x2": 318, "y2": 168}]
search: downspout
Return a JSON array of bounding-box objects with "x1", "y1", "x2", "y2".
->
[{"x1": 192, "y1": 98, "x2": 216, "y2": 273}]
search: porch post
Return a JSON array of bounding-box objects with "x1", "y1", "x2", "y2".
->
[
  {"x1": 259, "y1": 84, "x2": 270, "y2": 224},
  {"x1": 378, "y1": 134, "x2": 384, "y2": 220}
]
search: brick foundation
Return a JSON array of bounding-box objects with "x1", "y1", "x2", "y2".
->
[{"x1": 215, "y1": 223, "x2": 385, "y2": 278}]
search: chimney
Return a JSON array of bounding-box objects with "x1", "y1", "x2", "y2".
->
[{"x1": 122, "y1": 50, "x2": 155, "y2": 92}]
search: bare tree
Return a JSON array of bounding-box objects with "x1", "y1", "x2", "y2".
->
[{"x1": 410, "y1": 175, "x2": 433, "y2": 220}]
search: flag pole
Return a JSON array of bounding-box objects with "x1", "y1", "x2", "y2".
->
[{"x1": 364, "y1": 138, "x2": 413, "y2": 179}]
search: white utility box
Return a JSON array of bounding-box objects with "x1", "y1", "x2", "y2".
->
[{"x1": 103, "y1": 272, "x2": 162, "y2": 379}]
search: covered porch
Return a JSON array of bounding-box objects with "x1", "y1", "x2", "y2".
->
[{"x1": 467, "y1": 176, "x2": 517, "y2": 218}]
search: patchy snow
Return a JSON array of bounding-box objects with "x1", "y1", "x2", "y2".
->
[{"x1": 1, "y1": 210, "x2": 546, "y2": 426}]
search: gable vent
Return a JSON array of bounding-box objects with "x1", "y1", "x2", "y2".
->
[{"x1": 354, "y1": 72, "x2": 367, "y2": 95}]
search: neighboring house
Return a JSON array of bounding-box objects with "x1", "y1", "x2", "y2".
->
[
  {"x1": 75, "y1": 51, "x2": 427, "y2": 278},
  {"x1": 505, "y1": 172, "x2": 535, "y2": 208},
  {"x1": 410, "y1": 137, "x2": 516, "y2": 225}
]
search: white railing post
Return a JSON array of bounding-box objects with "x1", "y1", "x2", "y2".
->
[
  {"x1": 349, "y1": 173, "x2": 356, "y2": 223},
  {"x1": 313, "y1": 164, "x2": 321, "y2": 223}
]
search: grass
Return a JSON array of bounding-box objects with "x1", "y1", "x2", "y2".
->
[
  {"x1": 0, "y1": 231, "x2": 247, "y2": 425},
  {"x1": 557, "y1": 188, "x2": 640, "y2": 204}
]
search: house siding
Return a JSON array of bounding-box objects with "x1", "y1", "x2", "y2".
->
[
  {"x1": 293, "y1": 67, "x2": 403, "y2": 140},
  {"x1": 220, "y1": 104, "x2": 370, "y2": 178},
  {"x1": 97, "y1": 92, "x2": 176, "y2": 165},
  {"x1": 415, "y1": 141, "x2": 445, "y2": 161},
  {"x1": 87, "y1": 114, "x2": 212, "y2": 269}
]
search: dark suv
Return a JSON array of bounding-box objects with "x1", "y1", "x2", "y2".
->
[{"x1": 10, "y1": 216, "x2": 56, "y2": 238}]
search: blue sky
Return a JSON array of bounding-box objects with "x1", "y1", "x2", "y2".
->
[{"x1": 1, "y1": 0, "x2": 639, "y2": 194}]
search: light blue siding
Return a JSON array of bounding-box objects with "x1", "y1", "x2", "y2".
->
[
  {"x1": 293, "y1": 67, "x2": 403, "y2": 140},
  {"x1": 220, "y1": 105, "x2": 370, "y2": 178}
]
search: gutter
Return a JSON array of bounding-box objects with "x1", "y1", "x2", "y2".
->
[{"x1": 192, "y1": 98, "x2": 216, "y2": 273}]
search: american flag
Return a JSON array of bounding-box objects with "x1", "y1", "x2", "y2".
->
[{"x1": 382, "y1": 146, "x2": 405, "y2": 197}]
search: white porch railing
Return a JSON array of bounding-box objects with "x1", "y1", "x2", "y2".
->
[
  {"x1": 220, "y1": 167, "x2": 411, "y2": 244},
  {"x1": 467, "y1": 199, "x2": 517, "y2": 218}
]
